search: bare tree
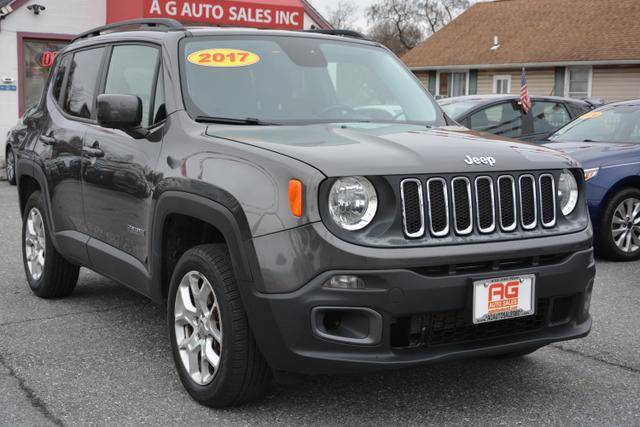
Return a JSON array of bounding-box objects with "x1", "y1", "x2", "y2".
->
[
  {"x1": 366, "y1": 0, "x2": 471, "y2": 54},
  {"x1": 368, "y1": 20, "x2": 423, "y2": 56},
  {"x1": 416, "y1": 0, "x2": 471, "y2": 34},
  {"x1": 325, "y1": 0, "x2": 360, "y2": 31},
  {"x1": 367, "y1": 0, "x2": 424, "y2": 55}
]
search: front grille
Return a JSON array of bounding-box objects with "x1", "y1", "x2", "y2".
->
[
  {"x1": 451, "y1": 177, "x2": 473, "y2": 235},
  {"x1": 426, "y1": 178, "x2": 449, "y2": 236},
  {"x1": 390, "y1": 299, "x2": 551, "y2": 348},
  {"x1": 401, "y1": 172, "x2": 557, "y2": 238},
  {"x1": 539, "y1": 174, "x2": 556, "y2": 227},
  {"x1": 519, "y1": 175, "x2": 537, "y2": 230},
  {"x1": 475, "y1": 177, "x2": 495, "y2": 233},
  {"x1": 427, "y1": 299, "x2": 549, "y2": 346},
  {"x1": 400, "y1": 179, "x2": 425, "y2": 238},
  {"x1": 497, "y1": 176, "x2": 517, "y2": 231}
]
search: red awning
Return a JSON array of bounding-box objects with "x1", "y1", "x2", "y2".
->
[{"x1": 107, "y1": 0, "x2": 307, "y2": 30}]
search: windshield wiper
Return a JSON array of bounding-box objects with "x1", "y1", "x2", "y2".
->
[{"x1": 195, "y1": 116, "x2": 281, "y2": 126}]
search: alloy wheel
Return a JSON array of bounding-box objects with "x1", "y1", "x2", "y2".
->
[
  {"x1": 611, "y1": 197, "x2": 640, "y2": 253},
  {"x1": 174, "y1": 271, "x2": 223, "y2": 385},
  {"x1": 6, "y1": 150, "x2": 15, "y2": 182},
  {"x1": 25, "y1": 208, "x2": 46, "y2": 280}
]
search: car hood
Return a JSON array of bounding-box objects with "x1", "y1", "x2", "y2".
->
[
  {"x1": 544, "y1": 141, "x2": 640, "y2": 168},
  {"x1": 206, "y1": 123, "x2": 579, "y2": 176}
]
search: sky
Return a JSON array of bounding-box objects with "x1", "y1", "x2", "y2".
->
[{"x1": 308, "y1": 0, "x2": 377, "y2": 30}]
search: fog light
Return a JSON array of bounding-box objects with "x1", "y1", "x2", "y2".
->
[{"x1": 324, "y1": 275, "x2": 365, "y2": 289}]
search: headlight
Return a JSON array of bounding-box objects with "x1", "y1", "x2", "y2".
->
[
  {"x1": 328, "y1": 176, "x2": 378, "y2": 230},
  {"x1": 557, "y1": 169, "x2": 579, "y2": 216}
]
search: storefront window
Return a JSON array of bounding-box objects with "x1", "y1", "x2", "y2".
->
[{"x1": 22, "y1": 38, "x2": 69, "y2": 111}]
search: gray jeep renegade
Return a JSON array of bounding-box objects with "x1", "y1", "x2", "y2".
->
[{"x1": 13, "y1": 19, "x2": 595, "y2": 407}]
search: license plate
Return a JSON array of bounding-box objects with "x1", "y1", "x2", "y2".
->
[{"x1": 472, "y1": 274, "x2": 535, "y2": 324}]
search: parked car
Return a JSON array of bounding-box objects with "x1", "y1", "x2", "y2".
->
[
  {"x1": 14, "y1": 18, "x2": 595, "y2": 408},
  {"x1": 545, "y1": 100, "x2": 640, "y2": 260},
  {"x1": 439, "y1": 95, "x2": 599, "y2": 143},
  {"x1": 4, "y1": 105, "x2": 37, "y2": 185}
]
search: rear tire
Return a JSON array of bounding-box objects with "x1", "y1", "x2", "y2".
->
[
  {"x1": 6, "y1": 146, "x2": 16, "y2": 185},
  {"x1": 167, "y1": 244, "x2": 271, "y2": 408},
  {"x1": 596, "y1": 188, "x2": 640, "y2": 261},
  {"x1": 22, "y1": 191, "x2": 79, "y2": 298}
]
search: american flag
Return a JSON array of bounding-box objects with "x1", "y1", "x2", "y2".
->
[{"x1": 520, "y1": 67, "x2": 532, "y2": 114}]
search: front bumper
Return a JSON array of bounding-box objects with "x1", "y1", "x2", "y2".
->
[{"x1": 244, "y1": 224, "x2": 595, "y2": 374}]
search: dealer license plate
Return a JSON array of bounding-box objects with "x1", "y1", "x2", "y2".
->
[{"x1": 472, "y1": 274, "x2": 535, "y2": 324}]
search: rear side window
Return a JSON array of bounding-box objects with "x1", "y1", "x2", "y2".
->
[
  {"x1": 469, "y1": 102, "x2": 524, "y2": 137},
  {"x1": 51, "y1": 54, "x2": 70, "y2": 102},
  {"x1": 104, "y1": 45, "x2": 160, "y2": 127},
  {"x1": 531, "y1": 101, "x2": 571, "y2": 134},
  {"x1": 62, "y1": 47, "x2": 105, "y2": 119}
]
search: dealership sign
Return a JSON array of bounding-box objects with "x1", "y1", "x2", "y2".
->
[{"x1": 144, "y1": 0, "x2": 304, "y2": 30}]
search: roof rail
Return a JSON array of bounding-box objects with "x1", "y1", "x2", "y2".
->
[
  {"x1": 303, "y1": 29, "x2": 367, "y2": 40},
  {"x1": 73, "y1": 18, "x2": 186, "y2": 42}
]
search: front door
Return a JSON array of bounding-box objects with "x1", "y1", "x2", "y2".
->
[
  {"x1": 81, "y1": 44, "x2": 165, "y2": 264},
  {"x1": 467, "y1": 101, "x2": 528, "y2": 139}
]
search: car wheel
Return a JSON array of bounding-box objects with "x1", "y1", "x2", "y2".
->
[
  {"x1": 167, "y1": 244, "x2": 271, "y2": 408},
  {"x1": 6, "y1": 146, "x2": 16, "y2": 185},
  {"x1": 596, "y1": 188, "x2": 640, "y2": 261},
  {"x1": 22, "y1": 191, "x2": 80, "y2": 298},
  {"x1": 492, "y1": 345, "x2": 542, "y2": 359}
]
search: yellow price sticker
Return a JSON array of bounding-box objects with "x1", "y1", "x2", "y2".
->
[
  {"x1": 187, "y1": 49, "x2": 260, "y2": 68},
  {"x1": 579, "y1": 111, "x2": 603, "y2": 120}
]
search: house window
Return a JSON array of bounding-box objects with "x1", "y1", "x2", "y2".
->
[
  {"x1": 493, "y1": 75, "x2": 511, "y2": 94},
  {"x1": 21, "y1": 38, "x2": 70, "y2": 114},
  {"x1": 565, "y1": 67, "x2": 592, "y2": 99},
  {"x1": 437, "y1": 71, "x2": 468, "y2": 98}
]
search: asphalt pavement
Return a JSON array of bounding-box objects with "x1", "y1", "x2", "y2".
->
[{"x1": 0, "y1": 181, "x2": 638, "y2": 426}]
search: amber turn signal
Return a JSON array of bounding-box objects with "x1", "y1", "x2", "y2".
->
[{"x1": 288, "y1": 179, "x2": 303, "y2": 217}]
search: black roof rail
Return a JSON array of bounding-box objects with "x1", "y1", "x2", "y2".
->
[
  {"x1": 303, "y1": 29, "x2": 367, "y2": 40},
  {"x1": 73, "y1": 18, "x2": 186, "y2": 42}
]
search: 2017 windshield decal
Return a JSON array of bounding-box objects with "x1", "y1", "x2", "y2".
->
[{"x1": 187, "y1": 48, "x2": 261, "y2": 67}]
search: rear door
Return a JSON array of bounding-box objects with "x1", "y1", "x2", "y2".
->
[
  {"x1": 81, "y1": 43, "x2": 165, "y2": 264},
  {"x1": 35, "y1": 47, "x2": 106, "y2": 236}
]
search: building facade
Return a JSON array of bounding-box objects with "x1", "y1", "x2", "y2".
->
[
  {"x1": 0, "y1": 0, "x2": 330, "y2": 176},
  {"x1": 403, "y1": 0, "x2": 640, "y2": 102}
]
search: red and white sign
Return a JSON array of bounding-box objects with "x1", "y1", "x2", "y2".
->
[
  {"x1": 473, "y1": 275, "x2": 535, "y2": 324},
  {"x1": 143, "y1": 0, "x2": 304, "y2": 30}
]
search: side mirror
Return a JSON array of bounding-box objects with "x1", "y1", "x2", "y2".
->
[{"x1": 97, "y1": 94, "x2": 142, "y2": 130}]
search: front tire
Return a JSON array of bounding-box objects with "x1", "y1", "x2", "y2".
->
[
  {"x1": 596, "y1": 188, "x2": 640, "y2": 261},
  {"x1": 22, "y1": 191, "x2": 79, "y2": 298},
  {"x1": 167, "y1": 244, "x2": 271, "y2": 408},
  {"x1": 6, "y1": 146, "x2": 16, "y2": 185}
]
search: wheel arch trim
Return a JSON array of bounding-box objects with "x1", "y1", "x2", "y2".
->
[{"x1": 150, "y1": 190, "x2": 261, "y2": 302}]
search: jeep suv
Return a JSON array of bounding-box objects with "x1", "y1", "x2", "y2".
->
[{"x1": 13, "y1": 19, "x2": 595, "y2": 407}]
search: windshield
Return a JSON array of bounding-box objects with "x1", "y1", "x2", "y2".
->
[
  {"x1": 550, "y1": 104, "x2": 640, "y2": 143},
  {"x1": 180, "y1": 35, "x2": 443, "y2": 125},
  {"x1": 439, "y1": 99, "x2": 486, "y2": 119}
]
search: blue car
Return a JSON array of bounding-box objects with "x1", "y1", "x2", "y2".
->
[{"x1": 546, "y1": 100, "x2": 640, "y2": 261}]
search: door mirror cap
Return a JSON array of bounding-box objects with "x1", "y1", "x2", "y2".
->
[{"x1": 97, "y1": 94, "x2": 143, "y2": 130}]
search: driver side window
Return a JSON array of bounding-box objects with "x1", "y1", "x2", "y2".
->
[
  {"x1": 103, "y1": 45, "x2": 160, "y2": 128},
  {"x1": 469, "y1": 102, "x2": 524, "y2": 137}
]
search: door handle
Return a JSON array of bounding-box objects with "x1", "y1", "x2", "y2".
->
[
  {"x1": 83, "y1": 142, "x2": 104, "y2": 159},
  {"x1": 39, "y1": 132, "x2": 57, "y2": 145}
]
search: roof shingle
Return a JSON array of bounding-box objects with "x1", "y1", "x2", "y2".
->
[{"x1": 402, "y1": 0, "x2": 640, "y2": 68}]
